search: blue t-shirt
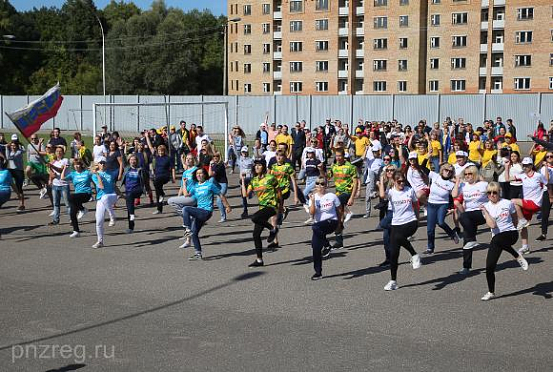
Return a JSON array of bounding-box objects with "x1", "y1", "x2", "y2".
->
[
  {"x1": 305, "y1": 159, "x2": 321, "y2": 177},
  {"x1": 260, "y1": 131, "x2": 268, "y2": 145},
  {"x1": 125, "y1": 168, "x2": 142, "y2": 192},
  {"x1": 0, "y1": 169, "x2": 12, "y2": 193},
  {"x1": 66, "y1": 170, "x2": 93, "y2": 194},
  {"x1": 181, "y1": 166, "x2": 198, "y2": 192},
  {"x1": 92, "y1": 171, "x2": 116, "y2": 199},
  {"x1": 154, "y1": 155, "x2": 173, "y2": 178},
  {"x1": 189, "y1": 179, "x2": 221, "y2": 211}
]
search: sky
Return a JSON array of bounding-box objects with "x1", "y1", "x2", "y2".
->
[{"x1": 9, "y1": 0, "x2": 227, "y2": 15}]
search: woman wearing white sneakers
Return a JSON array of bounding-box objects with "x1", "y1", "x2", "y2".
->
[
  {"x1": 506, "y1": 157, "x2": 548, "y2": 255},
  {"x1": 480, "y1": 182, "x2": 528, "y2": 301},
  {"x1": 379, "y1": 170, "x2": 422, "y2": 291},
  {"x1": 91, "y1": 157, "x2": 117, "y2": 248}
]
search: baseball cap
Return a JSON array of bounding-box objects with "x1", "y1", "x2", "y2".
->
[
  {"x1": 372, "y1": 143, "x2": 382, "y2": 152},
  {"x1": 355, "y1": 128, "x2": 362, "y2": 133},
  {"x1": 97, "y1": 156, "x2": 107, "y2": 164},
  {"x1": 455, "y1": 151, "x2": 468, "y2": 158},
  {"x1": 11, "y1": 134, "x2": 18, "y2": 141},
  {"x1": 101, "y1": 124, "x2": 108, "y2": 128},
  {"x1": 521, "y1": 157, "x2": 533, "y2": 165},
  {"x1": 408, "y1": 151, "x2": 418, "y2": 160},
  {"x1": 306, "y1": 147, "x2": 315, "y2": 153},
  {"x1": 260, "y1": 123, "x2": 266, "y2": 127},
  {"x1": 241, "y1": 146, "x2": 249, "y2": 153},
  {"x1": 505, "y1": 133, "x2": 512, "y2": 138}
]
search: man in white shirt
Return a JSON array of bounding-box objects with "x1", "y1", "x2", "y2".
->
[
  {"x1": 194, "y1": 126, "x2": 212, "y2": 149},
  {"x1": 92, "y1": 135, "x2": 107, "y2": 166}
]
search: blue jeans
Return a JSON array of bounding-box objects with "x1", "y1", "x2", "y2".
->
[
  {"x1": 311, "y1": 219, "x2": 339, "y2": 275},
  {"x1": 426, "y1": 202, "x2": 454, "y2": 252},
  {"x1": 216, "y1": 183, "x2": 228, "y2": 219},
  {"x1": 303, "y1": 176, "x2": 318, "y2": 199},
  {"x1": 227, "y1": 146, "x2": 237, "y2": 168},
  {"x1": 379, "y1": 209, "x2": 393, "y2": 261},
  {"x1": 52, "y1": 184, "x2": 70, "y2": 223},
  {"x1": 182, "y1": 206, "x2": 212, "y2": 253},
  {"x1": 430, "y1": 156, "x2": 440, "y2": 172}
]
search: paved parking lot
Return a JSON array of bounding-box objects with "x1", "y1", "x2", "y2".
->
[{"x1": 0, "y1": 176, "x2": 552, "y2": 371}]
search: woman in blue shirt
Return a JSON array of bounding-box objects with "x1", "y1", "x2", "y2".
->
[
  {"x1": 0, "y1": 160, "x2": 11, "y2": 239},
  {"x1": 208, "y1": 152, "x2": 229, "y2": 222},
  {"x1": 180, "y1": 168, "x2": 231, "y2": 260},
  {"x1": 91, "y1": 158, "x2": 117, "y2": 249},
  {"x1": 61, "y1": 159, "x2": 93, "y2": 238},
  {"x1": 121, "y1": 154, "x2": 145, "y2": 233}
]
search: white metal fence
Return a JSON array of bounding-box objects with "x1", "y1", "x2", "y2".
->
[{"x1": 1, "y1": 94, "x2": 551, "y2": 138}]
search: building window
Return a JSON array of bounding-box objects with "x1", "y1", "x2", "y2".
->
[
  {"x1": 290, "y1": 82, "x2": 303, "y2": 93},
  {"x1": 263, "y1": 63, "x2": 271, "y2": 73},
  {"x1": 316, "y1": 81, "x2": 329, "y2": 92},
  {"x1": 262, "y1": 23, "x2": 271, "y2": 34},
  {"x1": 374, "y1": 0, "x2": 387, "y2": 6},
  {"x1": 373, "y1": 59, "x2": 387, "y2": 71},
  {"x1": 517, "y1": 8, "x2": 534, "y2": 21},
  {"x1": 244, "y1": 83, "x2": 252, "y2": 93},
  {"x1": 290, "y1": 61, "x2": 303, "y2": 72},
  {"x1": 515, "y1": 31, "x2": 533, "y2": 44},
  {"x1": 451, "y1": 80, "x2": 466, "y2": 92},
  {"x1": 399, "y1": 15, "x2": 409, "y2": 27},
  {"x1": 398, "y1": 81, "x2": 407, "y2": 92},
  {"x1": 451, "y1": 58, "x2": 466, "y2": 69},
  {"x1": 514, "y1": 77, "x2": 531, "y2": 90},
  {"x1": 431, "y1": 0, "x2": 440, "y2": 3},
  {"x1": 243, "y1": 5, "x2": 251, "y2": 16},
  {"x1": 373, "y1": 81, "x2": 387, "y2": 92},
  {"x1": 429, "y1": 80, "x2": 439, "y2": 92},
  {"x1": 263, "y1": 83, "x2": 271, "y2": 93},
  {"x1": 430, "y1": 37, "x2": 440, "y2": 48},
  {"x1": 244, "y1": 45, "x2": 252, "y2": 54},
  {"x1": 244, "y1": 24, "x2": 252, "y2": 35},
  {"x1": 515, "y1": 55, "x2": 532, "y2": 67},
  {"x1": 262, "y1": 4, "x2": 271, "y2": 14},
  {"x1": 452, "y1": 35, "x2": 467, "y2": 48},
  {"x1": 374, "y1": 38, "x2": 388, "y2": 49},
  {"x1": 316, "y1": 60, "x2": 329, "y2": 72},
  {"x1": 315, "y1": 19, "x2": 329, "y2": 30},
  {"x1": 290, "y1": 41, "x2": 303, "y2": 52},
  {"x1": 549, "y1": 77, "x2": 553, "y2": 90},
  {"x1": 398, "y1": 60, "x2": 408, "y2": 71},
  {"x1": 430, "y1": 58, "x2": 439, "y2": 69},
  {"x1": 374, "y1": 17, "x2": 388, "y2": 29},
  {"x1": 290, "y1": 0, "x2": 303, "y2": 12},
  {"x1": 431, "y1": 14, "x2": 440, "y2": 26},
  {"x1": 290, "y1": 21, "x2": 303, "y2": 32},
  {"x1": 316, "y1": 0, "x2": 329, "y2": 11},
  {"x1": 399, "y1": 38, "x2": 408, "y2": 49},
  {"x1": 400, "y1": 0, "x2": 409, "y2": 5},
  {"x1": 244, "y1": 63, "x2": 252, "y2": 74},
  {"x1": 452, "y1": 12, "x2": 468, "y2": 25},
  {"x1": 263, "y1": 43, "x2": 271, "y2": 54},
  {"x1": 550, "y1": 53, "x2": 553, "y2": 66},
  {"x1": 316, "y1": 40, "x2": 329, "y2": 51}
]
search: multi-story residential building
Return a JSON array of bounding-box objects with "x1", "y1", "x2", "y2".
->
[{"x1": 227, "y1": 0, "x2": 553, "y2": 95}]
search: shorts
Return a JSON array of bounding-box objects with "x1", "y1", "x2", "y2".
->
[
  {"x1": 337, "y1": 193, "x2": 351, "y2": 206},
  {"x1": 28, "y1": 161, "x2": 47, "y2": 174},
  {"x1": 282, "y1": 190, "x2": 291, "y2": 200},
  {"x1": 521, "y1": 199, "x2": 540, "y2": 221},
  {"x1": 453, "y1": 194, "x2": 464, "y2": 210}
]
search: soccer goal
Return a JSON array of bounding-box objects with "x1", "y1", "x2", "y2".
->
[{"x1": 92, "y1": 100, "x2": 230, "y2": 159}]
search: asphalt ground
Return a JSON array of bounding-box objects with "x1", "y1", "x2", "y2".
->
[{"x1": 0, "y1": 173, "x2": 552, "y2": 372}]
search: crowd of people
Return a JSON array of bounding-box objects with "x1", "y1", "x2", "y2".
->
[{"x1": 1, "y1": 116, "x2": 553, "y2": 301}]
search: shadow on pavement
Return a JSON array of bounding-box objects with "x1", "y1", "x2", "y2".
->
[
  {"x1": 45, "y1": 364, "x2": 86, "y2": 372},
  {"x1": 497, "y1": 280, "x2": 553, "y2": 300}
]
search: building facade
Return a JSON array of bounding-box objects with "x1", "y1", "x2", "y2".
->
[{"x1": 227, "y1": 0, "x2": 553, "y2": 95}]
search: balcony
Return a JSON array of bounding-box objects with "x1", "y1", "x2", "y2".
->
[
  {"x1": 494, "y1": 0, "x2": 505, "y2": 5},
  {"x1": 480, "y1": 44, "x2": 488, "y2": 53},
  {"x1": 355, "y1": 49, "x2": 364, "y2": 58},
  {"x1": 339, "y1": 7, "x2": 349, "y2": 16},
  {"x1": 273, "y1": 71, "x2": 282, "y2": 79},
  {"x1": 273, "y1": 31, "x2": 282, "y2": 39},
  {"x1": 479, "y1": 67, "x2": 487, "y2": 75},
  {"x1": 491, "y1": 66, "x2": 503, "y2": 75},
  {"x1": 273, "y1": 91, "x2": 282, "y2": 95},
  {"x1": 355, "y1": 70, "x2": 364, "y2": 78},
  {"x1": 492, "y1": 43, "x2": 504, "y2": 52},
  {"x1": 356, "y1": 6, "x2": 364, "y2": 15},
  {"x1": 338, "y1": 49, "x2": 349, "y2": 58},
  {"x1": 338, "y1": 69, "x2": 349, "y2": 78},
  {"x1": 492, "y1": 19, "x2": 504, "y2": 29},
  {"x1": 339, "y1": 27, "x2": 349, "y2": 37},
  {"x1": 491, "y1": 89, "x2": 503, "y2": 94},
  {"x1": 356, "y1": 27, "x2": 364, "y2": 36},
  {"x1": 481, "y1": 21, "x2": 488, "y2": 30},
  {"x1": 339, "y1": 90, "x2": 348, "y2": 95},
  {"x1": 273, "y1": 51, "x2": 282, "y2": 59},
  {"x1": 273, "y1": 11, "x2": 282, "y2": 20}
]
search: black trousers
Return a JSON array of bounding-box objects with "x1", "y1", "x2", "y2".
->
[
  {"x1": 486, "y1": 230, "x2": 519, "y2": 293},
  {"x1": 251, "y1": 207, "x2": 276, "y2": 259},
  {"x1": 292, "y1": 147, "x2": 304, "y2": 170},
  {"x1": 69, "y1": 193, "x2": 91, "y2": 232},
  {"x1": 459, "y1": 210, "x2": 487, "y2": 269},
  {"x1": 125, "y1": 189, "x2": 143, "y2": 230},
  {"x1": 153, "y1": 175, "x2": 170, "y2": 212},
  {"x1": 311, "y1": 219, "x2": 339, "y2": 275},
  {"x1": 389, "y1": 220, "x2": 418, "y2": 281},
  {"x1": 541, "y1": 191, "x2": 551, "y2": 235}
]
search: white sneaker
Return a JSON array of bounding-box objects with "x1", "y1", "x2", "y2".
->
[
  {"x1": 218, "y1": 217, "x2": 226, "y2": 223},
  {"x1": 452, "y1": 232, "x2": 460, "y2": 244},
  {"x1": 152, "y1": 210, "x2": 161, "y2": 215},
  {"x1": 304, "y1": 217, "x2": 314, "y2": 225},
  {"x1": 77, "y1": 208, "x2": 88, "y2": 220},
  {"x1": 516, "y1": 219, "x2": 529, "y2": 230},
  {"x1": 179, "y1": 241, "x2": 190, "y2": 249},
  {"x1": 91, "y1": 241, "x2": 103, "y2": 249},
  {"x1": 48, "y1": 210, "x2": 55, "y2": 217},
  {"x1": 481, "y1": 292, "x2": 495, "y2": 301},
  {"x1": 109, "y1": 219, "x2": 115, "y2": 227},
  {"x1": 39, "y1": 187, "x2": 48, "y2": 199},
  {"x1": 411, "y1": 254, "x2": 422, "y2": 269},
  {"x1": 303, "y1": 204, "x2": 310, "y2": 214},
  {"x1": 463, "y1": 241, "x2": 479, "y2": 250},
  {"x1": 344, "y1": 211, "x2": 354, "y2": 223},
  {"x1": 69, "y1": 231, "x2": 80, "y2": 238},
  {"x1": 423, "y1": 208, "x2": 428, "y2": 217},
  {"x1": 130, "y1": 214, "x2": 135, "y2": 222},
  {"x1": 516, "y1": 256, "x2": 529, "y2": 271},
  {"x1": 518, "y1": 246, "x2": 530, "y2": 255},
  {"x1": 384, "y1": 280, "x2": 398, "y2": 291},
  {"x1": 23, "y1": 180, "x2": 28, "y2": 187}
]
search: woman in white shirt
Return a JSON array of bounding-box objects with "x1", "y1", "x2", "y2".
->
[
  {"x1": 480, "y1": 182, "x2": 528, "y2": 301},
  {"x1": 507, "y1": 151, "x2": 523, "y2": 199},
  {"x1": 308, "y1": 177, "x2": 342, "y2": 280},
  {"x1": 379, "y1": 170, "x2": 422, "y2": 291},
  {"x1": 47, "y1": 146, "x2": 70, "y2": 225},
  {"x1": 537, "y1": 151, "x2": 553, "y2": 240}
]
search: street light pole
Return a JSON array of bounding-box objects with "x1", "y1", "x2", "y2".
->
[
  {"x1": 223, "y1": 17, "x2": 241, "y2": 96},
  {"x1": 94, "y1": 15, "x2": 107, "y2": 130}
]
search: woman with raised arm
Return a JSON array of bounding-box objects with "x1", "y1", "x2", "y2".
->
[
  {"x1": 376, "y1": 164, "x2": 397, "y2": 267},
  {"x1": 146, "y1": 133, "x2": 176, "y2": 215},
  {"x1": 47, "y1": 146, "x2": 70, "y2": 225},
  {"x1": 208, "y1": 152, "x2": 229, "y2": 223},
  {"x1": 121, "y1": 154, "x2": 146, "y2": 233},
  {"x1": 91, "y1": 157, "x2": 117, "y2": 248},
  {"x1": 61, "y1": 159, "x2": 93, "y2": 238}
]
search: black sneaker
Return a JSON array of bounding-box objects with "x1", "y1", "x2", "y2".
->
[
  {"x1": 188, "y1": 252, "x2": 203, "y2": 261},
  {"x1": 311, "y1": 273, "x2": 322, "y2": 281},
  {"x1": 536, "y1": 234, "x2": 546, "y2": 241},
  {"x1": 267, "y1": 242, "x2": 280, "y2": 249},
  {"x1": 378, "y1": 260, "x2": 390, "y2": 267},
  {"x1": 458, "y1": 268, "x2": 470, "y2": 275},
  {"x1": 241, "y1": 211, "x2": 249, "y2": 219},
  {"x1": 267, "y1": 227, "x2": 278, "y2": 243},
  {"x1": 283, "y1": 207, "x2": 290, "y2": 221},
  {"x1": 321, "y1": 244, "x2": 332, "y2": 259},
  {"x1": 249, "y1": 260, "x2": 264, "y2": 268},
  {"x1": 423, "y1": 249, "x2": 434, "y2": 255}
]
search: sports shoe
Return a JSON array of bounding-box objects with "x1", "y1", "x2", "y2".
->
[
  {"x1": 384, "y1": 280, "x2": 398, "y2": 291},
  {"x1": 331, "y1": 242, "x2": 344, "y2": 250},
  {"x1": 267, "y1": 227, "x2": 278, "y2": 243},
  {"x1": 248, "y1": 260, "x2": 264, "y2": 268},
  {"x1": 481, "y1": 292, "x2": 495, "y2": 301},
  {"x1": 311, "y1": 273, "x2": 322, "y2": 281},
  {"x1": 16, "y1": 205, "x2": 25, "y2": 212},
  {"x1": 179, "y1": 241, "x2": 190, "y2": 249},
  {"x1": 152, "y1": 210, "x2": 161, "y2": 215},
  {"x1": 518, "y1": 246, "x2": 530, "y2": 255},
  {"x1": 517, "y1": 256, "x2": 529, "y2": 271},
  {"x1": 304, "y1": 217, "x2": 314, "y2": 225},
  {"x1": 423, "y1": 249, "x2": 434, "y2": 255},
  {"x1": 452, "y1": 231, "x2": 460, "y2": 244},
  {"x1": 158, "y1": 195, "x2": 164, "y2": 203},
  {"x1": 463, "y1": 241, "x2": 479, "y2": 250},
  {"x1": 516, "y1": 218, "x2": 529, "y2": 230},
  {"x1": 458, "y1": 268, "x2": 470, "y2": 275},
  {"x1": 48, "y1": 210, "x2": 55, "y2": 217},
  {"x1": 91, "y1": 241, "x2": 104, "y2": 249},
  {"x1": 183, "y1": 227, "x2": 192, "y2": 238},
  {"x1": 129, "y1": 214, "x2": 135, "y2": 222},
  {"x1": 109, "y1": 219, "x2": 116, "y2": 227},
  {"x1": 283, "y1": 207, "x2": 290, "y2": 221},
  {"x1": 411, "y1": 254, "x2": 422, "y2": 269},
  {"x1": 23, "y1": 179, "x2": 28, "y2": 187},
  {"x1": 188, "y1": 252, "x2": 203, "y2": 261},
  {"x1": 125, "y1": 229, "x2": 133, "y2": 234},
  {"x1": 240, "y1": 211, "x2": 249, "y2": 219},
  {"x1": 303, "y1": 204, "x2": 310, "y2": 214},
  {"x1": 39, "y1": 187, "x2": 48, "y2": 199},
  {"x1": 321, "y1": 244, "x2": 332, "y2": 259},
  {"x1": 77, "y1": 208, "x2": 88, "y2": 220},
  {"x1": 362, "y1": 213, "x2": 370, "y2": 219},
  {"x1": 536, "y1": 234, "x2": 546, "y2": 241},
  {"x1": 69, "y1": 231, "x2": 80, "y2": 238},
  {"x1": 344, "y1": 211, "x2": 354, "y2": 224}
]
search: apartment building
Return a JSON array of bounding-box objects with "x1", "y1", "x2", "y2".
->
[{"x1": 227, "y1": 0, "x2": 553, "y2": 95}]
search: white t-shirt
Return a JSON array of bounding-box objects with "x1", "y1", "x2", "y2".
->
[
  {"x1": 263, "y1": 150, "x2": 276, "y2": 165},
  {"x1": 517, "y1": 172, "x2": 546, "y2": 206},
  {"x1": 301, "y1": 147, "x2": 324, "y2": 166},
  {"x1": 407, "y1": 167, "x2": 427, "y2": 192},
  {"x1": 428, "y1": 171, "x2": 455, "y2": 204},
  {"x1": 540, "y1": 165, "x2": 553, "y2": 185},
  {"x1": 93, "y1": 144, "x2": 107, "y2": 162},
  {"x1": 509, "y1": 163, "x2": 523, "y2": 186},
  {"x1": 483, "y1": 199, "x2": 516, "y2": 236},
  {"x1": 453, "y1": 161, "x2": 474, "y2": 176},
  {"x1": 51, "y1": 158, "x2": 69, "y2": 187},
  {"x1": 310, "y1": 193, "x2": 341, "y2": 222},
  {"x1": 387, "y1": 186, "x2": 418, "y2": 225},
  {"x1": 461, "y1": 181, "x2": 488, "y2": 212},
  {"x1": 363, "y1": 139, "x2": 381, "y2": 161},
  {"x1": 195, "y1": 133, "x2": 212, "y2": 149}
]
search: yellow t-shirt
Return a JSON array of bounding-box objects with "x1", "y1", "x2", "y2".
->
[
  {"x1": 430, "y1": 140, "x2": 442, "y2": 158},
  {"x1": 482, "y1": 149, "x2": 497, "y2": 167},
  {"x1": 534, "y1": 150, "x2": 546, "y2": 166},
  {"x1": 468, "y1": 141, "x2": 482, "y2": 163},
  {"x1": 417, "y1": 151, "x2": 431, "y2": 169},
  {"x1": 447, "y1": 152, "x2": 457, "y2": 165},
  {"x1": 500, "y1": 141, "x2": 520, "y2": 154},
  {"x1": 275, "y1": 133, "x2": 294, "y2": 148},
  {"x1": 352, "y1": 136, "x2": 370, "y2": 157}
]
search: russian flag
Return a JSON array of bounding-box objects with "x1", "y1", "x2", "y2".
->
[{"x1": 5, "y1": 84, "x2": 64, "y2": 138}]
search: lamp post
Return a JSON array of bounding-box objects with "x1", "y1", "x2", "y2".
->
[
  {"x1": 223, "y1": 17, "x2": 241, "y2": 96},
  {"x1": 93, "y1": 15, "x2": 106, "y2": 98}
]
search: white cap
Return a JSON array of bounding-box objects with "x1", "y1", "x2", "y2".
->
[
  {"x1": 97, "y1": 156, "x2": 107, "y2": 163},
  {"x1": 371, "y1": 143, "x2": 382, "y2": 152},
  {"x1": 521, "y1": 157, "x2": 533, "y2": 165},
  {"x1": 11, "y1": 134, "x2": 18, "y2": 141},
  {"x1": 260, "y1": 123, "x2": 266, "y2": 127},
  {"x1": 455, "y1": 150, "x2": 468, "y2": 158},
  {"x1": 408, "y1": 151, "x2": 418, "y2": 160},
  {"x1": 306, "y1": 147, "x2": 315, "y2": 153},
  {"x1": 241, "y1": 146, "x2": 249, "y2": 152}
]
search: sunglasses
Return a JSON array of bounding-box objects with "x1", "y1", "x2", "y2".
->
[
  {"x1": 443, "y1": 169, "x2": 453, "y2": 172},
  {"x1": 546, "y1": 155, "x2": 553, "y2": 158},
  {"x1": 464, "y1": 172, "x2": 474, "y2": 176},
  {"x1": 487, "y1": 191, "x2": 499, "y2": 195},
  {"x1": 383, "y1": 158, "x2": 391, "y2": 161},
  {"x1": 386, "y1": 169, "x2": 394, "y2": 172},
  {"x1": 315, "y1": 182, "x2": 325, "y2": 186}
]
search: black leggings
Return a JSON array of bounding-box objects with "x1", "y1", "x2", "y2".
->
[
  {"x1": 153, "y1": 175, "x2": 170, "y2": 212},
  {"x1": 486, "y1": 230, "x2": 519, "y2": 293},
  {"x1": 251, "y1": 207, "x2": 276, "y2": 259},
  {"x1": 389, "y1": 220, "x2": 418, "y2": 281},
  {"x1": 9, "y1": 169, "x2": 24, "y2": 194},
  {"x1": 541, "y1": 191, "x2": 551, "y2": 235},
  {"x1": 69, "y1": 193, "x2": 91, "y2": 232},
  {"x1": 125, "y1": 189, "x2": 143, "y2": 230},
  {"x1": 459, "y1": 210, "x2": 487, "y2": 269},
  {"x1": 311, "y1": 219, "x2": 339, "y2": 275}
]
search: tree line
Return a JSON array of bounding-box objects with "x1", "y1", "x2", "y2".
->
[{"x1": 0, "y1": 0, "x2": 225, "y2": 95}]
